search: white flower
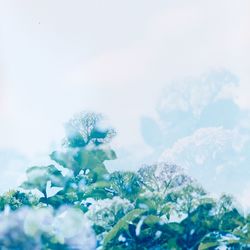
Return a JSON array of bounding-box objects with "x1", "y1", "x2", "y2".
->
[
  {"x1": 0, "y1": 207, "x2": 96, "y2": 250},
  {"x1": 86, "y1": 197, "x2": 134, "y2": 230}
]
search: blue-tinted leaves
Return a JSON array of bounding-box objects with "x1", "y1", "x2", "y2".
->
[
  {"x1": 64, "y1": 112, "x2": 116, "y2": 148},
  {"x1": 20, "y1": 165, "x2": 64, "y2": 198},
  {"x1": 198, "y1": 232, "x2": 240, "y2": 250},
  {"x1": 110, "y1": 171, "x2": 141, "y2": 201},
  {"x1": 103, "y1": 209, "x2": 146, "y2": 249},
  {"x1": 84, "y1": 181, "x2": 114, "y2": 200},
  {"x1": 51, "y1": 148, "x2": 115, "y2": 178}
]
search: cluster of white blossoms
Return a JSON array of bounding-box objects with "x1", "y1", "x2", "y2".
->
[
  {"x1": 0, "y1": 206, "x2": 96, "y2": 250},
  {"x1": 85, "y1": 196, "x2": 134, "y2": 230}
]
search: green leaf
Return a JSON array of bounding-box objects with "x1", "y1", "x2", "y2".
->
[
  {"x1": 103, "y1": 209, "x2": 145, "y2": 249},
  {"x1": 84, "y1": 181, "x2": 113, "y2": 199},
  {"x1": 143, "y1": 215, "x2": 160, "y2": 226},
  {"x1": 20, "y1": 165, "x2": 64, "y2": 198}
]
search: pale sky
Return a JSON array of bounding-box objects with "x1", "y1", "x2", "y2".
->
[{"x1": 0, "y1": 0, "x2": 250, "y2": 208}]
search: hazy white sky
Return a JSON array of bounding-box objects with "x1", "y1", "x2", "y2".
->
[{"x1": 0, "y1": 1, "x2": 250, "y2": 205}]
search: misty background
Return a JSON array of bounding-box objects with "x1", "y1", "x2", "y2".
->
[{"x1": 0, "y1": 1, "x2": 250, "y2": 209}]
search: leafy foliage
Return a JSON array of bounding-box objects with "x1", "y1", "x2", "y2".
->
[
  {"x1": 0, "y1": 190, "x2": 38, "y2": 211},
  {"x1": 0, "y1": 112, "x2": 249, "y2": 250}
]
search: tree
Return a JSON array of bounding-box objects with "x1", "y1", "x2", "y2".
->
[{"x1": 64, "y1": 112, "x2": 115, "y2": 148}]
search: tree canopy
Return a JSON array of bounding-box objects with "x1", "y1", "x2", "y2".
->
[{"x1": 0, "y1": 112, "x2": 249, "y2": 249}]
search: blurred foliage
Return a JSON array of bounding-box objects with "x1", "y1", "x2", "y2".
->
[
  {"x1": 0, "y1": 190, "x2": 39, "y2": 211},
  {"x1": 0, "y1": 112, "x2": 249, "y2": 249}
]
